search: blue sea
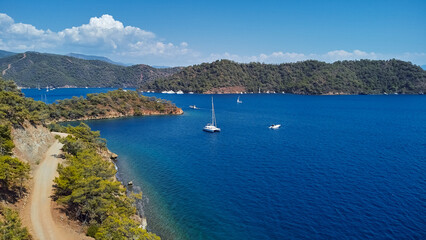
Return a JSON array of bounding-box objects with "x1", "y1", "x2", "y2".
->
[{"x1": 23, "y1": 89, "x2": 426, "y2": 239}]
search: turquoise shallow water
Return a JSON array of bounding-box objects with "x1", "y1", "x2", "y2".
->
[{"x1": 23, "y1": 90, "x2": 426, "y2": 239}]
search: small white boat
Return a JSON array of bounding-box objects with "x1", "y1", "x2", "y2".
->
[
  {"x1": 203, "y1": 97, "x2": 220, "y2": 133},
  {"x1": 128, "y1": 181, "x2": 133, "y2": 186},
  {"x1": 176, "y1": 90, "x2": 184, "y2": 94},
  {"x1": 237, "y1": 96, "x2": 242, "y2": 103},
  {"x1": 189, "y1": 105, "x2": 199, "y2": 109},
  {"x1": 269, "y1": 124, "x2": 281, "y2": 129}
]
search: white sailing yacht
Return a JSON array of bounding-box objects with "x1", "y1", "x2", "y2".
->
[
  {"x1": 203, "y1": 97, "x2": 221, "y2": 132},
  {"x1": 237, "y1": 96, "x2": 242, "y2": 103}
]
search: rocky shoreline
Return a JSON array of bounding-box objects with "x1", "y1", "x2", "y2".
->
[{"x1": 52, "y1": 107, "x2": 184, "y2": 123}]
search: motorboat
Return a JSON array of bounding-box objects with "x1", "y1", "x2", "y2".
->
[{"x1": 269, "y1": 124, "x2": 281, "y2": 129}]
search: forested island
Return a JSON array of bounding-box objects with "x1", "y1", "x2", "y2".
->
[
  {"x1": 0, "y1": 77, "x2": 181, "y2": 239},
  {"x1": 143, "y1": 59, "x2": 426, "y2": 94}
]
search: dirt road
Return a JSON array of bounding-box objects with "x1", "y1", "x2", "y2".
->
[
  {"x1": 30, "y1": 132, "x2": 91, "y2": 240},
  {"x1": 2, "y1": 53, "x2": 26, "y2": 76}
]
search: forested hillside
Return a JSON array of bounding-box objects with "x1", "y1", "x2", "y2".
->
[
  {"x1": 0, "y1": 52, "x2": 182, "y2": 88},
  {"x1": 0, "y1": 77, "x2": 180, "y2": 239},
  {"x1": 2, "y1": 51, "x2": 425, "y2": 95},
  {"x1": 0, "y1": 50, "x2": 16, "y2": 58},
  {"x1": 144, "y1": 59, "x2": 426, "y2": 94}
]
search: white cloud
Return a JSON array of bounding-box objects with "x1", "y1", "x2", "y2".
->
[
  {"x1": 0, "y1": 13, "x2": 60, "y2": 50},
  {"x1": 322, "y1": 50, "x2": 378, "y2": 61},
  {"x1": 0, "y1": 13, "x2": 194, "y2": 63},
  {"x1": 205, "y1": 50, "x2": 425, "y2": 66},
  {"x1": 0, "y1": 13, "x2": 13, "y2": 27},
  {"x1": 59, "y1": 14, "x2": 155, "y2": 48},
  {"x1": 0, "y1": 13, "x2": 424, "y2": 66}
]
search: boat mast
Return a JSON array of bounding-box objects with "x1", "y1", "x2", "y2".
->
[{"x1": 211, "y1": 97, "x2": 216, "y2": 126}]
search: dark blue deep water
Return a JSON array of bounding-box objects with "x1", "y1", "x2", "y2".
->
[{"x1": 23, "y1": 90, "x2": 426, "y2": 239}]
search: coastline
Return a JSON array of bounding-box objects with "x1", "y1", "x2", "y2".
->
[
  {"x1": 109, "y1": 148, "x2": 181, "y2": 240},
  {"x1": 144, "y1": 90, "x2": 424, "y2": 95},
  {"x1": 52, "y1": 108, "x2": 184, "y2": 124},
  {"x1": 111, "y1": 159, "x2": 150, "y2": 229},
  {"x1": 49, "y1": 122, "x2": 162, "y2": 239},
  {"x1": 56, "y1": 111, "x2": 185, "y2": 238}
]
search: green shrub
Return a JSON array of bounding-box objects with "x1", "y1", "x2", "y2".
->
[
  {"x1": 87, "y1": 224, "x2": 100, "y2": 238},
  {"x1": 0, "y1": 206, "x2": 31, "y2": 240}
]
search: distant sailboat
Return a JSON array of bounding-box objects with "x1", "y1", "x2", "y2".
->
[
  {"x1": 41, "y1": 94, "x2": 47, "y2": 104},
  {"x1": 203, "y1": 97, "x2": 220, "y2": 133},
  {"x1": 237, "y1": 96, "x2": 242, "y2": 103}
]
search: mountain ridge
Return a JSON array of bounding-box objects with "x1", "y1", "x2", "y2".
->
[
  {"x1": 67, "y1": 52, "x2": 132, "y2": 66},
  {"x1": 1, "y1": 50, "x2": 425, "y2": 94},
  {"x1": 0, "y1": 51, "x2": 182, "y2": 88},
  {"x1": 0, "y1": 50, "x2": 16, "y2": 58}
]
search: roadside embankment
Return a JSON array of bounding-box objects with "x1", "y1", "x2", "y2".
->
[
  {"x1": 11, "y1": 125, "x2": 92, "y2": 240},
  {"x1": 12, "y1": 123, "x2": 54, "y2": 165}
]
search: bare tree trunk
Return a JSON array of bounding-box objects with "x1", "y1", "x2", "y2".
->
[{"x1": 19, "y1": 178, "x2": 23, "y2": 198}]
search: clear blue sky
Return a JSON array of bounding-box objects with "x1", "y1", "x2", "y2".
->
[{"x1": 1, "y1": 0, "x2": 425, "y2": 66}]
